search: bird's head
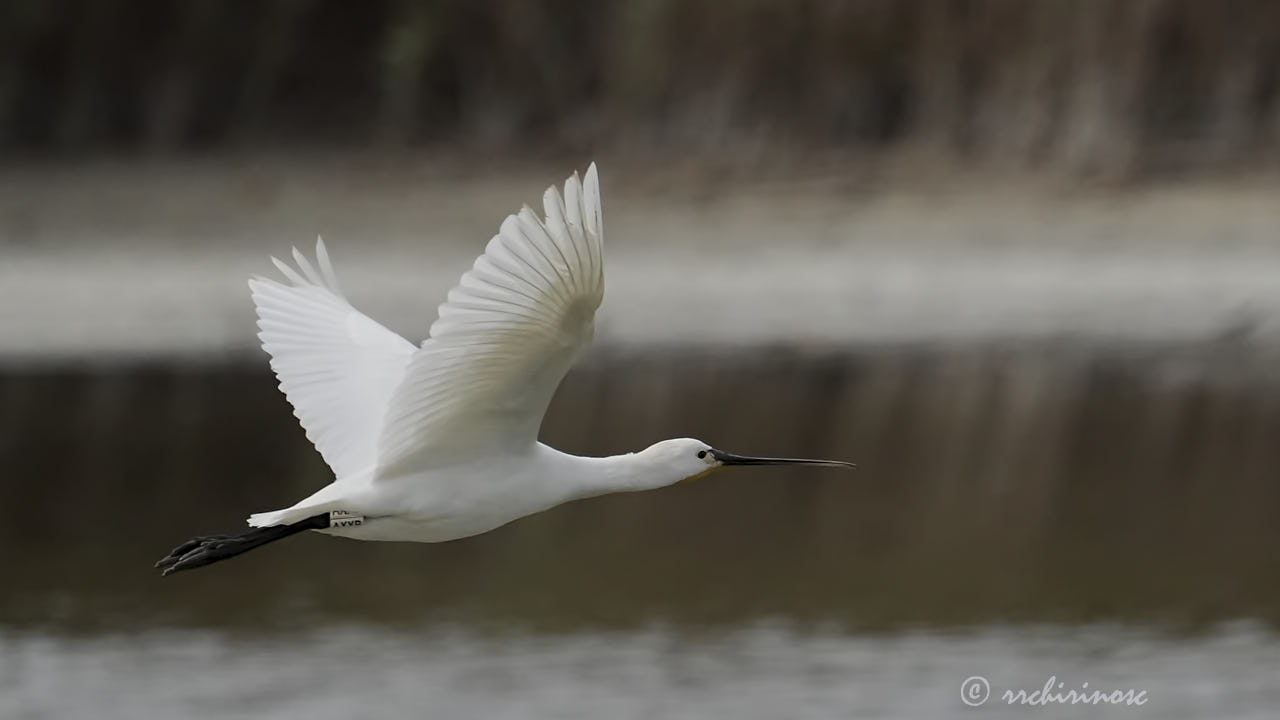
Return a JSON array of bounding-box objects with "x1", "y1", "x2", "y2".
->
[{"x1": 639, "y1": 437, "x2": 855, "y2": 488}]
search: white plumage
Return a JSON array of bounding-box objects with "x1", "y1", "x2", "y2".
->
[
  {"x1": 157, "y1": 163, "x2": 852, "y2": 575},
  {"x1": 377, "y1": 169, "x2": 604, "y2": 476},
  {"x1": 249, "y1": 245, "x2": 416, "y2": 480}
]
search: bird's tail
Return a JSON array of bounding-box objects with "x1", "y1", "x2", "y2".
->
[
  {"x1": 247, "y1": 508, "x2": 302, "y2": 528},
  {"x1": 246, "y1": 481, "x2": 354, "y2": 528}
]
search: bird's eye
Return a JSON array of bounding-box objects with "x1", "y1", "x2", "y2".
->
[{"x1": 697, "y1": 450, "x2": 707, "y2": 459}]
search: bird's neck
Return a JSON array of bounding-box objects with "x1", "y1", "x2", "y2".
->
[{"x1": 556, "y1": 448, "x2": 678, "y2": 499}]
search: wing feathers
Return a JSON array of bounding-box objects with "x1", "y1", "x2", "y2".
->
[
  {"x1": 270, "y1": 256, "x2": 309, "y2": 286},
  {"x1": 290, "y1": 247, "x2": 324, "y2": 286},
  {"x1": 375, "y1": 163, "x2": 604, "y2": 476},
  {"x1": 516, "y1": 206, "x2": 576, "y2": 296},
  {"x1": 314, "y1": 236, "x2": 343, "y2": 293},
  {"x1": 249, "y1": 164, "x2": 604, "y2": 483},
  {"x1": 252, "y1": 238, "x2": 416, "y2": 479}
]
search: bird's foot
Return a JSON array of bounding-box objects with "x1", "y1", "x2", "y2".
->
[
  {"x1": 154, "y1": 534, "x2": 235, "y2": 576},
  {"x1": 155, "y1": 514, "x2": 329, "y2": 576}
]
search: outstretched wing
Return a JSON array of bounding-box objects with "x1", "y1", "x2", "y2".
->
[
  {"x1": 250, "y1": 238, "x2": 416, "y2": 479},
  {"x1": 375, "y1": 163, "x2": 604, "y2": 478}
]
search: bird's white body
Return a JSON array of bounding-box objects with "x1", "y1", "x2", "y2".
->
[{"x1": 310, "y1": 442, "x2": 700, "y2": 543}]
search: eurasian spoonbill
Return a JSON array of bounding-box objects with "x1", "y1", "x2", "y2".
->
[{"x1": 156, "y1": 163, "x2": 854, "y2": 576}]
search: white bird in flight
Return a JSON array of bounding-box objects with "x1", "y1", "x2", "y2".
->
[{"x1": 157, "y1": 163, "x2": 854, "y2": 575}]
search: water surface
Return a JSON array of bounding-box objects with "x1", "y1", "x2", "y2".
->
[{"x1": 2, "y1": 345, "x2": 1278, "y2": 717}]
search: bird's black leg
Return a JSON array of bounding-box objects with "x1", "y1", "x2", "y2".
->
[{"x1": 155, "y1": 513, "x2": 330, "y2": 576}]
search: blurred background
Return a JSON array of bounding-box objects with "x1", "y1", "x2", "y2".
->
[{"x1": 3, "y1": 1, "x2": 1280, "y2": 718}]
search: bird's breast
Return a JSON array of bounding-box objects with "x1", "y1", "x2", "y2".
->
[{"x1": 351, "y1": 458, "x2": 576, "y2": 541}]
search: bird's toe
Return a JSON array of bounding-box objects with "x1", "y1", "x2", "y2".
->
[
  {"x1": 155, "y1": 535, "x2": 231, "y2": 572},
  {"x1": 161, "y1": 536, "x2": 244, "y2": 576}
]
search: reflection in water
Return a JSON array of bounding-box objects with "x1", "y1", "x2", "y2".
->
[
  {"x1": 2, "y1": 623, "x2": 1278, "y2": 719},
  {"x1": 1, "y1": 345, "x2": 1279, "y2": 716},
  {"x1": 2, "y1": 344, "x2": 1279, "y2": 631}
]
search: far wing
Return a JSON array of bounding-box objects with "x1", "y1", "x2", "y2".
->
[
  {"x1": 375, "y1": 164, "x2": 604, "y2": 477},
  {"x1": 251, "y1": 239, "x2": 416, "y2": 479}
]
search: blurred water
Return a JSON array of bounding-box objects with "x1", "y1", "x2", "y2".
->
[
  {"x1": 2, "y1": 346, "x2": 1279, "y2": 716},
  {"x1": 3, "y1": 623, "x2": 1278, "y2": 719}
]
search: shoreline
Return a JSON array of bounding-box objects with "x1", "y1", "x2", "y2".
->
[{"x1": 2, "y1": 159, "x2": 1279, "y2": 359}]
